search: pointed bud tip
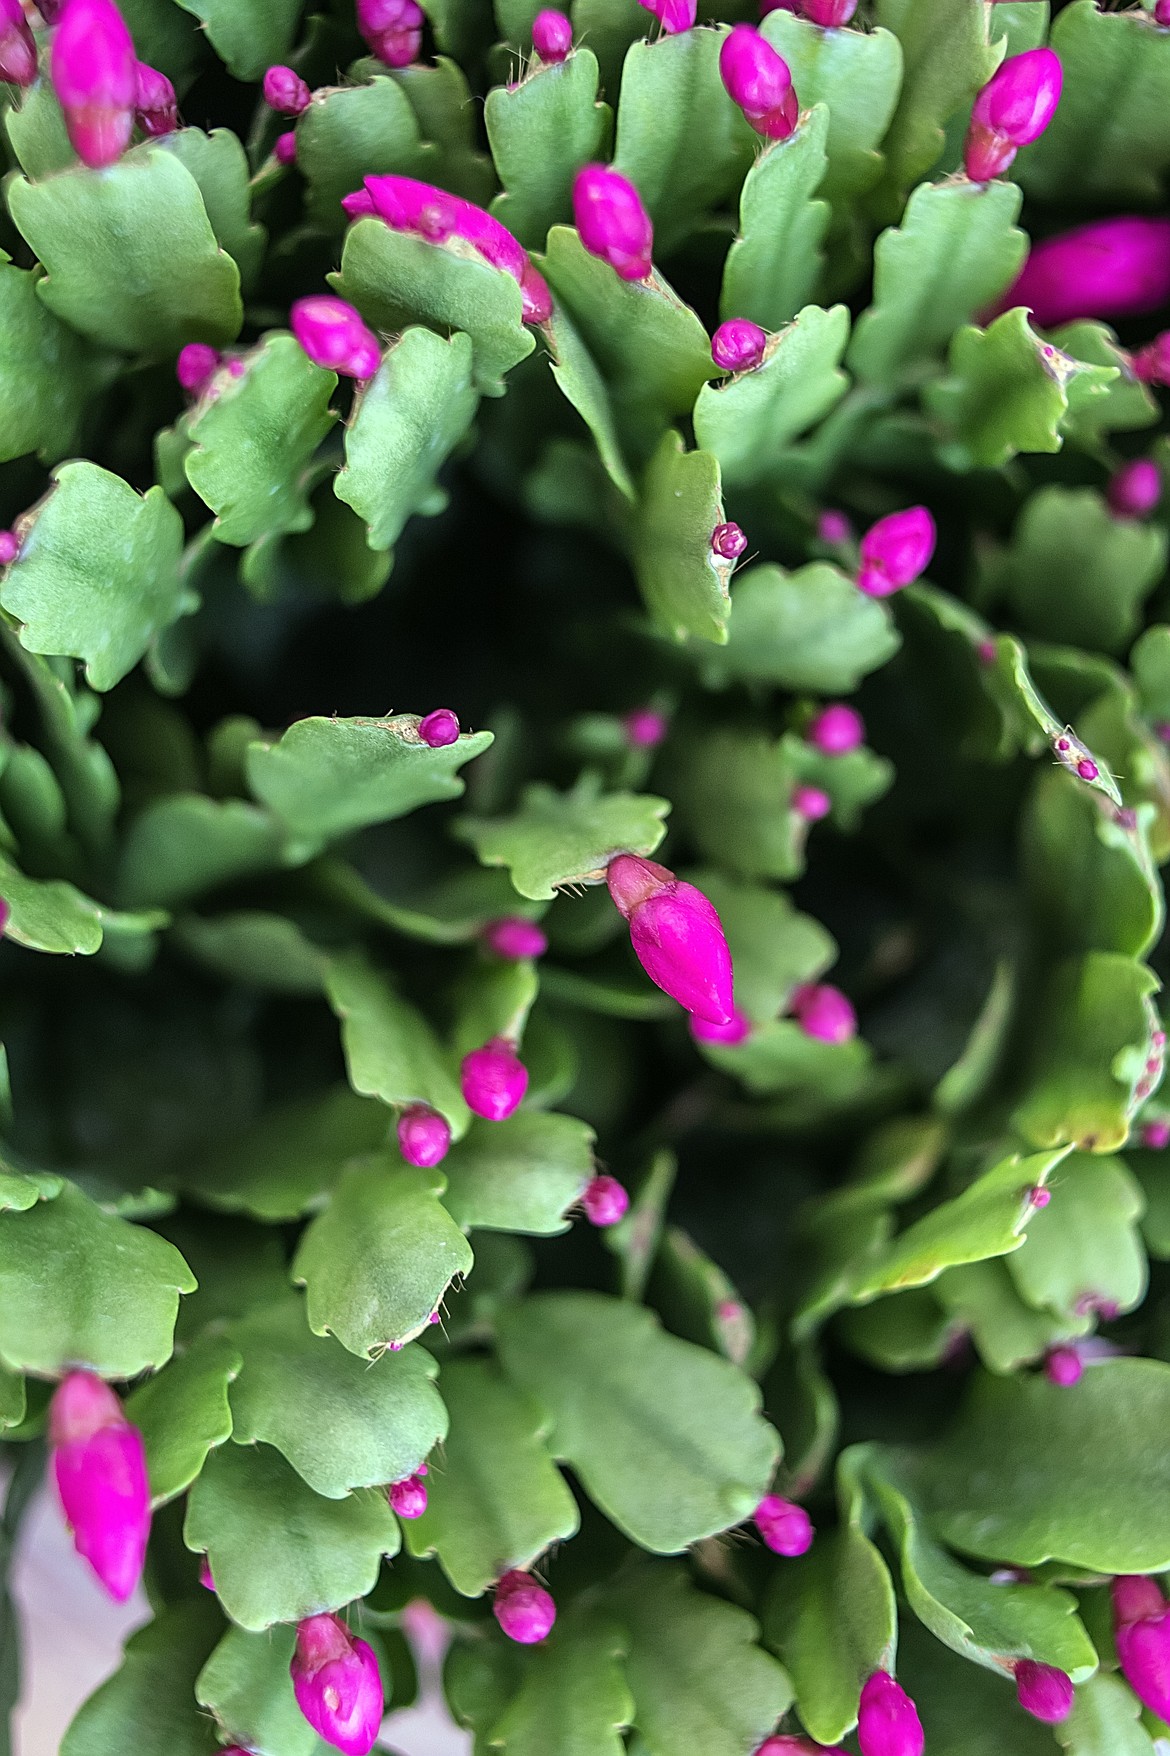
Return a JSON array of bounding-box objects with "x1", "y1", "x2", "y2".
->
[
  {"x1": 858, "y1": 506, "x2": 936, "y2": 597},
  {"x1": 719, "y1": 24, "x2": 798, "y2": 139},
  {"x1": 691, "y1": 1007, "x2": 752, "y2": 1045},
  {"x1": 572, "y1": 164, "x2": 653, "y2": 280},
  {"x1": 858, "y1": 1672, "x2": 924, "y2": 1756},
  {"x1": 1014, "y1": 1660, "x2": 1073, "y2": 1724},
  {"x1": 790, "y1": 982, "x2": 856, "y2": 1045},
  {"x1": 292, "y1": 1615, "x2": 383, "y2": 1756}
]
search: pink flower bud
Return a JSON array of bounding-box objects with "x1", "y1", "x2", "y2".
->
[
  {"x1": 793, "y1": 784, "x2": 831, "y2": 822},
  {"x1": 49, "y1": 1372, "x2": 151, "y2": 1604},
  {"x1": 134, "y1": 60, "x2": 177, "y2": 135},
  {"x1": 397, "y1": 1104, "x2": 451, "y2": 1168},
  {"x1": 858, "y1": 506, "x2": 936, "y2": 598},
  {"x1": 606, "y1": 854, "x2": 735, "y2": 1026},
  {"x1": 291, "y1": 1614, "x2": 383, "y2": 1756},
  {"x1": 807, "y1": 703, "x2": 864, "y2": 754},
  {"x1": 691, "y1": 1008, "x2": 752, "y2": 1045},
  {"x1": 0, "y1": 0, "x2": 38, "y2": 87},
  {"x1": 532, "y1": 7, "x2": 572, "y2": 60},
  {"x1": 176, "y1": 343, "x2": 220, "y2": 396},
  {"x1": 790, "y1": 982, "x2": 856, "y2": 1045},
  {"x1": 994, "y1": 216, "x2": 1170, "y2": 329},
  {"x1": 1108, "y1": 458, "x2": 1161, "y2": 521},
  {"x1": 417, "y1": 707, "x2": 460, "y2": 747},
  {"x1": 1141, "y1": 1119, "x2": 1170, "y2": 1149},
  {"x1": 754, "y1": 1494, "x2": 814, "y2": 1557},
  {"x1": 275, "y1": 129, "x2": 297, "y2": 166},
  {"x1": 818, "y1": 509, "x2": 852, "y2": 545},
  {"x1": 461, "y1": 1038, "x2": 528, "y2": 1121},
  {"x1": 199, "y1": 1555, "x2": 215, "y2": 1590},
  {"x1": 1044, "y1": 1345, "x2": 1083, "y2": 1387},
  {"x1": 712, "y1": 318, "x2": 768, "y2": 373},
  {"x1": 572, "y1": 164, "x2": 653, "y2": 281},
  {"x1": 755, "y1": 1740, "x2": 846, "y2": 1756},
  {"x1": 581, "y1": 1173, "x2": 629, "y2": 1227},
  {"x1": 51, "y1": 0, "x2": 137, "y2": 169},
  {"x1": 712, "y1": 522, "x2": 747, "y2": 560},
  {"x1": 0, "y1": 530, "x2": 21, "y2": 566},
  {"x1": 291, "y1": 295, "x2": 380, "y2": 379},
  {"x1": 358, "y1": 0, "x2": 423, "y2": 67},
  {"x1": 1113, "y1": 1577, "x2": 1170, "y2": 1723},
  {"x1": 637, "y1": 0, "x2": 696, "y2": 30},
  {"x1": 858, "y1": 1672, "x2": 924, "y2": 1756},
  {"x1": 800, "y1": 0, "x2": 857, "y2": 23},
  {"x1": 493, "y1": 1570, "x2": 556, "y2": 1644},
  {"x1": 1014, "y1": 1661, "x2": 1073, "y2": 1723},
  {"x1": 361, "y1": 175, "x2": 551, "y2": 323},
  {"x1": 264, "y1": 63, "x2": 310, "y2": 115},
  {"x1": 720, "y1": 25, "x2": 798, "y2": 140},
  {"x1": 623, "y1": 706, "x2": 669, "y2": 748},
  {"x1": 388, "y1": 1472, "x2": 428, "y2": 1518},
  {"x1": 964, "y1": 48, "x2": 1062, "y2": 182},
  {"x1": 1157, "y1": 0, "x2": 1170, "y2": 24},
  {"x1": 483, "y1": 916, "x2": 548, "y2": 959},
  {"x1": 342, "y1": 188, "x2": 378, "y2": 220},
  {"x1": 365, "y1": 173, "x2": 460, "y2": 241}
]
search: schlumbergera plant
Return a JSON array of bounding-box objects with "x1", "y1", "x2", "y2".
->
[{"x1": 9, "y1": 0, "x2": 1170, "y2": 1753}]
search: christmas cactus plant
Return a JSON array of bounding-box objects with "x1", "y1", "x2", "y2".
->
[{"x1": 4, "y1": 0, "x2": 1170, "y2": 1751}]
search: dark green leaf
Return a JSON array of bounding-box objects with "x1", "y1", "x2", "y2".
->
[
  {"x1": 0, "y1": 848, "x2": 104, "y2": 955},
  {"x1": 873, "y1": 0, "x2": 999, "y2": 193},
  {"x1": 935, "y1": 1258, "x2": 1089, "y2": 1375},
  {"x1": 196, "y1": 1623, "x2": 326, "y2": 1756},
  {"x1": 173, "y1": 911, "x2": 326, "y2": 995},
  {"x1": 490, "y1": 1610, "x2": 633, "y2": 1756},
  {"x1": 896, "y1": 1615, "x2": 1056, "y2": 1756},
  {"x1": 650, "y1": 1227, "x2": 755, "y2": 1367},
  {"x1": 1054, "y1": 1673, "x2": 1157, "y2": 1756},
  {"x1": 1006, "y1": 1153, "x2": 1147, "y2": 1320},
  {"x1": 759, "y1": 11, "x2": 904, "y2": 202},
  {"x1": 126, "y1": 1333, "x2": 241, "y2": 1507},
  {"x1": 633, "y1": 431, "x2": 731, "y2": 644},
  {"x1": 116, "y1": 795, "x2": 285, "y2": 910},
  {"x1": 60, "y1": 1601, "x2": 223, "y2": 1756},
  {"x1": 698, "y1": 561, "x2": 900, "y2": 694},
  {"x1": 486, "y1": 51, "x2": 611, "y2": 249},
  {"x1": 441, "y1": 1110, "x2": 595, "y2": 1235},
  {"x1": 545, "y1": 305, "x2": 636, "y2": 499},
  {"x1": 1023, "y1": 769, "x2": 1162, "y2": 959},
  {"x1": 455, "y1": 778, "x2": 669, "y2": 900},
  {"x1": 172, "y1": 0, "x2": 303, "y2": 80},
  {"x1": 720, "y1": 107, "x2": 831, "y2": 331},
  {"x1": 297, "y1": 78, "x2": 422, "y2": 230},
  {"x1": 324, "y1": 951, "x2": 468, "y2": 1132},
  {"x1": 157, "y1": 127, "x2": 266, "y2": 286},
  {"x1": 0, "y1": 252, "x2": 110, "y2": 465}
]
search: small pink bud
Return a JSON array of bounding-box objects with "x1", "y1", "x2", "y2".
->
[
  {"x1": 134, "y1": 61, "x2": 177, "y2": 135},
  {"x1": 793, "y1": 784, "x2": 831, "y2": 822},
  {"x1": 637, "y1": 0, "x2": 696, "y2": 29},
  {"x1": 0, "y1": 530, "x2": 21, "y2": 566},
  {"x1": 493, "y1": 1570, "x2": 556, "y2": 1644},
  {"x1": 606, "y1": 854, "x2": 735, "y2": 1026},
  {"x1": 858, "y1": 1672, "x2": 924, "y2": 1756},
  {"x1": 817, "y1": 509, "x2": 852, "y2": 545},
  {"x1": 712, "y1": 318, "x2": 768, "y2": 373},
  {"x1": 1108, "y1": 458, "x2": 1161, "y2": 520},
  {"x1": 1044, "y1": 1345, "x2": 1083, "y2": 1387},
  {"x1": 581, "y1": 1173, "x2": 629, "y2": 1227},
  {"x1": 263, "y1": 63, "x2": 311, "y2": 115},
  {"x1": 0, "y1": 0, "x2": 38, "y2": 87},
  {"x1": 397, "y1": 1104, "x2": 451, "y2": 1168},
  {"x1": 720, "y1": 25, "x2": 798, "y2": 140},
  {"x1": 790, "y1": 982, "x2": 856, "y2": 1045},
  {"x1": 358, "y1": 0, "x2": 423, "y2": 67},
  {"x1": 49, "y1": 1371, "x2": 151, "y2": 1604},
  {"x1": 754, "y1": 1494, "x2": 814, "y2": 1557},
  {"x1": 388, "y1": 1472, "x2": 428, "y2": 1519},
  {"x1": 176, "y1": 342, "x2": 220, "y2": 396},
  {"x1": 993, "y1": 216, "x2": 1170, "y2": 329},
  {"x1": 1142, "y1": 1119, "x2": 1170, "y2": 1149},
  {"x1": 712, "y1": 522, "x2": 747, "y2": 560},
  {"x1": 461, "y1": 1038, "x2": 528, "y2": 1121},
  {"x1": 800, "y1": 0, "x2": 857, "y2": 23},
  {"x1": 532, "y1": 7, "x2": 572, "y2": 60},
  {"x1": 1027, "y1": 1185, "x2": 1051, "y2": 1208},
  {"x1": 51, "y1": 0, "x2": 137, "y2": 169},
  {"x1": 858, "y1": 506, "x2": 936, "y2": 598},
  {"x1": 342, "y1": 188, "x2": 378, "y2": 220},
  {"x1": 290, "y1": 295, "x2": 380, "y2": 379},
  {"x1": 755, "y1": 1739, "x2": 847, "y2": 1756},
  {"x1": 275, "y1": 129, "x2": 297, "y2": 166},
  {"x1": 483, "y1": 916, "x2": 549, "y2": 959},
  {"x1": 691, "y1": 1008, "x2": 752, "y2": 1045},
  {"x1": 1076, "y1": 757, "x2": 1099, "y2": 782},
  {"x1": 1014, "y1": 1661, "x2": 1073, "y2": 1724},
  {"x1": 807, "y1": 703, "x2": 864, "y2": 754},
  {"x1": 199, "y1": 1555, "x2": 215, "y2": 1590},
  {"x1": 1116, "y1": 1588, "x2": 1170, "y2": 1724},
  {"x1": 291, "y1": 1614, "x2": 383, "y2": 1756},
  {"x1": 623, "y1": 706, "x2": 669, "y2": 748},
  {"x1": 417, "y1": 707, "x2": 460, "y2": 747},
  {"x1": 1156, "y1": 0, "x2": 1170, "y2": 23},
  {"x1": 572, "y1": 164, "x2": 653, "y2": 281},
  {"x1": 964, "y1": 48, "x2": 1062, "y2": 182},
  {"x1": 1132, "y1": 332, "x2": 1170, "y2": 384}
]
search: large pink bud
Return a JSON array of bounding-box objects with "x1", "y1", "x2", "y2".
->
[
  {"x1": 637, "y1": 0, "x2": 696, "y2": 30},
  {"x1": 493, "y1": 1570, "x2": 557, "y2": 1643},
  {"x1": 1113, "y1": 1575, "x2": 1170, "y2": 1723},
  {"x1": 857, "y1": 1672, "x2": 924, "y2": 1756},
  {"x1": 0, "y1": 0, "x2": 37, "y2": 87},
  {"x1": 800, "y1": 0, "x2": 857, "y2": 23},
  {"x1": 754, "y1": 1494, "x2": 814, "y2": 1556},
  {"x1": 357, "y1": 0, "x2": 423, "y2": 67},
  {"x1": 49, "y1": 1371, "x2": 151, "y2": 1604},
  {"x1": 291, "y1": 1614, "x2": 383, "y2": 1756},
  {"x1": 964, "y1": 48, "x2": 1062, "y2": 181},
  {"x1": 290, "y1": 295, "x2": 381, "y2": 379},
  {"x1": 396, "y1": 1104, "x2": 451, "y2": 1168},
  {"x1": 461, "y1": 1038, "x2": 529, "y2": 1121},
  {"x1": 572, "y1": 164, "x2": 653, "y2": 281},
  {"x1": 50, "y1": 0, "x2": 137, "y2": 169},
  {"x1": 993, "y1": 216, "x2": 1170, "y2": 329},
  {"x1": 857, "y1": 506, "x2": 936, "y2": 598},
  {"x1": 790, "y1": 982, "x2": 856, "y2": 1045},
  {"x1": 1014, "y1": 1661, "x2": 1073, "y2": 1723},
  {"x1": 720, "y1": 25, "x2": 798, "y2": 140},
  {"x1": 606, "y1": 854, "x2": 734, "y2": 1026}
]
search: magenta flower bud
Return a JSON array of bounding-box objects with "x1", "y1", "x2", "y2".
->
[
  {"x1": 793, "y1": 784, "x2": 831, "y2": 822},
  {"x1": 1142, "y1": 1119, "x2": 1170, "y2": 1149},
  {"x1": 397, "y1": 1104, "x2": 451, "y2": 1168},
  {"x1": 719, "y1": 25, "x2": 798, "y2": 140},
  {"x1": 790, "y1": 982, "x2": 856, "y2": 1045},
  {"x1": 572, "y1": 164, "x2": 653, "y2": 281},
  {"x1": 418, "y1": 707, "x2": 460, "y2": 747},
  {"x1": 964, "y1": 48, "x2": 1062, "y2": 182},
  {"x1": 1115, "y1": 1574, "x2": 1167, "y2": 1628},
  {"x1": 606, "y1": 854, "x2": 735, "y2": 1026},
  {"x1": 0, "y1": 0, "x2": 38, "y2": 88},
  {"x1": 807, "y1": 703, "x2": 864, "y2": 754},
  {"x1": 0, "y1": 530, "x2": 21, "y2": 566},
  {"x1": 623, "y1": 706, "x2": 669, "y2": 748},
  {"x1": 51, "y1": 0, "x2": 137, "y2": 168},
  {"x1": 532, "y1": 7, "x2": 572, "y2": 60},
  {"x1": 263, "y1": 63, "x2": 311, "y2": 115},
  {"x1": 388, "y1": 1472, "x2": 428, "y2": 1519},
  {"x1": 365, "y1": 173, "x2": 460, "y2": 241},
  {"x1": 1014, "y1": 1661, "x2": 1073, "y2": 1724},
  {"x1": 1158, "y1": 0, "x2": 1170, "y2": 23},
  {"x1": 342, "y1": 188, "x2": 378, "y2": 220},
  {"x1": 362, "y1": 175, "x2": 551, "y2": 324},
  {"x1": 712, "y1": 318, "x2": 768, "y2": 373},
  {"x1": 858, "y1": 1672, "x2": 924, "y2": 1756},
  {"x1": 49, "y1": 1371, "x2": 151, "y2": 1604},
  {"x1": 134, "y1": 61, "x2": 177, "y2": 135},
  {"x1": 637, "y1": 0, "x2": 697, "y2": 30},
  {"x1": 858, "y1": 506, "x2": 936, "y2": 598},
  {"x1": 483, "y1": 916, "x2": 548, "y2": 959},
  {"x1": 291, "y1": 1614, "x2": 383, "y2": 1756},
  {"x1": 358, "y1": 0, "x2": 423, "y2": 67},
  {"x1": 176, "y1": 343, "x2": 220, "y2": 395},
  {"x1": 1044, "y1": 1345, "x2": 1083, "y2": 1387},
  {"x1": 290, "y1": 295, "x2": 380, "y2": 380},
  {"x1": 800, "y1": 0, "x2": 857, "y2": 23},
  {"x1": 691, "y1": 1008, "x2": 752, "y2": 1045},
  {"x1": 275, "y1": 129, "x2": 297, "y2": 166},
  {"x1": 818, "y1": 509, "x2": 852, "y2": 545},
  {"x1": 712, "y1": 522, "x2": 747, "y2": 560},
  {"x1": 199, "y1": 1555, "x2": 215, "y2": 1590},
  {"x1": 1108, "y1": 458, "x2": 1161, "y2": 521},
  {"x1": 581, "y1": 1173, "x2": 630, "y2": 1227},
  {"x1": 754, "y1": 1494, "x2": 814, "y2": 1557},
  {"x1": 1115, "y1": 1587, "x2": 1170, "y2": 1722},
  {"x1": 461, "y1": 1038, "x2": 528, "y2": 1121},
  {"x1": 493, "y1": 1570, "x2": 557, "y2": 1644},
  {"x1": 995, "y1": 216, "x2": 1170, "y2": 329}
]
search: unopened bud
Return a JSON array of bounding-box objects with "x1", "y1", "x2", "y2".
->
[
  {"x1": 291, "y1": 1614, "x2": 383, "y2": 1756},
  {"x1": 793, "y1": 784, "x2": 831, "y2": 822},
  {"x1": 712, "y1": 317, "x2": 768, "y2": 373},
  {"x1": 800, "y1": 0, "x2": 857, "y2": 23},
  {"x1": 1113, "y1": 1576, "x2": 1170, "y2": 1723},
  {"x1": 818, "y1": 509, "x2": 852, "y2": 545},
  {"x1": 691, "y1": 1008, "x2": 751, "y2": 1045},
  {"x1": 712, "y1": 522, "x2": 747, "y2": 560},
  {"x1": 263, "y1": 63, "x2": 311, "y2": 115},
  {"x1": 964, "y1": 48, "x2": 1062, "y2": 182},
  {"x1": 858, "y1": 1672, "x2": 924, "y2": 1756},
  {"x1": 1014, "y1": 1661, "x2": 1073, "y2": 1724},
  {"x1": 418, "y1": 707, "x2": 460, "y2": 747},
  {"x1": 51, "y1": 0, "x2": 137, "y2": 169},
  {"x1": 493, "y1": 1570, "x2": 556, "y2": 1643},
  {"x1": 720, "y1": 25, "x2": 798, "y2": 140},
  {"x1": 0, "y1": 0, "x2": 38, "y2": 87},
  {"x1": 275, "y1": 129, "x2": 297, "y2": 166},
  {"x1": 623, "y1": 706, "x2": 669, "y2": 748},
  {"x1": 397, "y1": 1105, "x2": 451, "y2": 1168},
  {"x1": 581, "y1": 1173, "x2": 630, "y2": 1226},
  {"x1": 461, "y1": 1038, "x2": 528, "y2": 1120},
  {"x1": 637, "y1": 0, "x2": 697, "y2": 31},
  {"x1": 357, "y1": 0, "x2": 424, "y2": 67},
  {"x1": 0, "y1": 530, "x2": 21, "y2": 566},
  {"x1": 50, "y1": 1372, "x2": 151, "y2": 1604},
  {"x1": 807, "y1": 703, "x2": 864, "y2": 754},
  {"x1": 1108, "y1": 458, "x2": 1161, "y2": 521},
  {"x1": 754, "y1": 1494, "x2": 814, "y2": 1556},
  {"x1": 607, "y1": 853, "x2": 735, "y2": 1025},
  {"x1": 857, "y1": 506, "x2": 936, "y2": 597},
  {"x1": 790, "y1": 982, "x2": 856, "y2": 1045},
  {"x1": 176, "y1": 343, "x2": 221, "y2": 396},
  {"x1": 994, "y1": 216, "x2": 1170, "y2": 329},
  {"x1": 388, "y1": 1472, "x2": 428, "y2": 1518},
  {"x1": 134, "y1": 61, "x2": 178, "y2": 135},
  {"x1": 1044, "y1": 1345, "x2": 1083, "y2": 1387},
  {"x1": 532, "y1": 7, "x2": 572, "y2": 60},
  {"x1": 572, "y1": 164, "x2": 653, "y2": 281},
  {"x1": 483, "y1": 916, "x2": 548, "y2": 959},
  {"x1": 290, "y1": 295, "x2": 380, "y2": 379},
  {"x1": 1141, "y1": 1119, "x2": 1170, "y2": 1150}
]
